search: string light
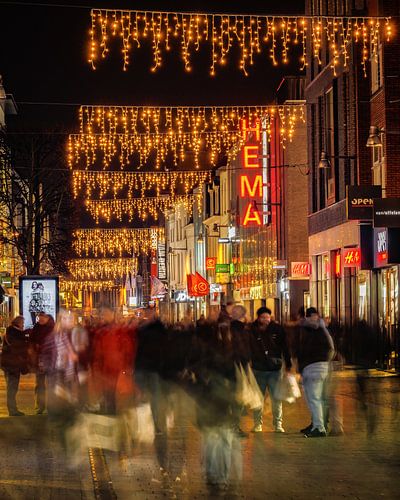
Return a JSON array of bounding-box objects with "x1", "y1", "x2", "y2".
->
[
  {"x1": 72, "y1": 169, "x2": 212, "y2": 198},
  {"x1": 67, "y1": 257, "x2": 138, "y2": 280},
  {"x1": 85, "y1": 194, "x2": 200, "y2": 223},
  {"x1": 88, "y1": 10, "x2": 391, "y2": 75},
  {"x1": 61, "y1": 279, "x2": 116, "y2": 292},
  {"x1": 73, "y1": 228, "x2": 163, "y2": 257},
  {"x1": 69, "y1": 105, "x2": 304, "y2": 168}
]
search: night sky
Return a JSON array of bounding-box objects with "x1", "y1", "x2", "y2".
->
[{"x1": 0, "y1": 0, "x2": 304, "y2": 132}]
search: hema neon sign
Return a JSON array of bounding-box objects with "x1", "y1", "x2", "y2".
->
[{"x1": 239, "y1": 118, "x2": 268, "y2": 226}]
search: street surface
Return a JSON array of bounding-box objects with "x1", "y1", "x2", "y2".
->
[{"x1": 0, "y1": 370, "x2": 399, "y2": 499}]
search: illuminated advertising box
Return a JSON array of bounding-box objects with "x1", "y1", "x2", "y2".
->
[{"x1": 19, "y1": 276, "x2": 59, "y2": 329}]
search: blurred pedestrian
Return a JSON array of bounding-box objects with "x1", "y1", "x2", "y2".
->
[
  {"x1": 1, "y1": 316, "x2": 29, "y2": 416},
  {"x1": 249, "y1": 307, "x2": 292, "y2": 433},
  {"x1": 294, "y1": 307, "x2": 335, "y2": 438},
  {"x1": 29, "y1": 311, "x2": 55, "y2": 414}
]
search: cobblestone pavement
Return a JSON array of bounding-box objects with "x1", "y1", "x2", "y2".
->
[{"x1": 0, "y1": 370, "x2": 399, "y2": 499}]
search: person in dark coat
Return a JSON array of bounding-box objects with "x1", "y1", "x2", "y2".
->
[
  {"x1": 29, "y1": 312, "x2": 55, "y2": 414},
  {"x1": 249, "y1": 307, "x2": 292, "y2": 433},
  {"x1": 1, "y1": 316, "x2": 29, "y2": 416}
]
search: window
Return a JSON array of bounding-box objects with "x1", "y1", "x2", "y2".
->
[
  {"x1": 324, "y1": 87, "x2": 336, "y2": 205},
  {"x1": 371, "y1": 34, "x2": 383, "y2": 94},
  {"x1": 371, "y1": 134, "x2": 385, "y2": 193}
]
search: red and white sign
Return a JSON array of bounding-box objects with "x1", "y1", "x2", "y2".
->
[
  {"x1": 238, "y1": 119, "x2": 267, "y2": 226},
  {"x1": 291, "y1": 262, "x2": 311, "y2": 278},
  {"x1": 205, "y1": 257, "x2": 217, "y2": 270},
  {"x1": 343, "y1": 248, "x2": 361, "y2": 267}
]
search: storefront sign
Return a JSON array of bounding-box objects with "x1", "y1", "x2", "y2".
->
[
  {"x1": 238, "y1": 119, "x2": 268, "y2": 226},
  {"x1": 157, "y1": 241, "x2": 167, "y2": 280},
  {"x1": 174, "y1": 290, "x2": 188, "y2": 302},
  {"x1": 206, "y1": 257, "x2": 217, "y2": 270},
  {"x1": 373, "y1": 227, "x2": 400, "y2": 267},
  {"x1": 291, "y1": 262, "x2": 311, "y2": 278},
  {"x1": 216, "y1": 263, "x2": 230, "y2": 273},
  {"x1": 343, "y1": 248, "x2": 361, "y2": 267},
  {"x1": 19, "y1": 276, "x2": 59, "y2": 329},
  {"x1": 346, "y1": 185, "x2": 381, "y2": 220},
  {"x1": 374, "y1": 228, "x2": 388, "y2": 267},
  {"x1": 374, "y1": 198, "x2": 400, "y2": 228}
]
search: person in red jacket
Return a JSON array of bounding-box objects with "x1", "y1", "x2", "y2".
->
[{"x1": 91, "y1": 306, "x2": 137, "y2": 414}]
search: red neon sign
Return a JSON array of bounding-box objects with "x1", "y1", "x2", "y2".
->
[
  {"x1": 343, "y1": 248, "x2": 361, "y2": 267},
  {"x1": 239, "y1": 119, "x2": 263, "y2": 226}
]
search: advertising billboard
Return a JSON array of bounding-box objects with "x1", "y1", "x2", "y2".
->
[{"x1": 19, "y1": 276, "x2": 59, "y2": 329}]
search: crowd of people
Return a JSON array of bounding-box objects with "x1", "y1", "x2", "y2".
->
[{"x1": 1, "y1": 302, "x2": 347, "y2": 492}]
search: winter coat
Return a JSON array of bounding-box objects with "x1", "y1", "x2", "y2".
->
[
  {"x1": 1, "y1": 326, "x2": 29, "y2": 374},
  {"x1": 249, "y1": 320, "x2": 292, "y2": 371},
  {"x1": 294, "y1": 317, "x2": 335, "y2": 373},
  {"x1": 230, "y1": 320, "x2": 251, "y2": 365},
  {"x1": 29, "y1": 317, "x2": 55, "y2": 372}
]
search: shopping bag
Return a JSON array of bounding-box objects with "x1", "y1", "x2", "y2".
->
[
  {"x1": 127, "y1": 403, "x2": 155, "y2": 444},
  {"x1": 235, "y1": 363, "x2": 251, "y2": 407},
  {"x1": 246, "y1": 365, "x2": 264, "y2": 410},
  {"x1": 274, "y1": 373, "x2": 301, "y2": 403}
]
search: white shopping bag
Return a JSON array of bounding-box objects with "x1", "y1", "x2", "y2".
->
[{"x1": 275, "y1": 373, "x2": 301, "y2": 403}]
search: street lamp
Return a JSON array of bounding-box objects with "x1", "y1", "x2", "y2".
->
[
  {"x1": 318, "y1": 151, "x2": 330, "y2": 169},
  {"x1": 197, "y1": 232, "x2": 204, "y2": 244}
]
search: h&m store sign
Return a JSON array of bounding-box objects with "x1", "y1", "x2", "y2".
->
[{"x1": 237, "y1": 119, "x2": 269, "y2": 226}]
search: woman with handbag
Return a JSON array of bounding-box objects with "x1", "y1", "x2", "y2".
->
[{"x1": 1, "y1": 316, "x2": 29, "y2": 416}]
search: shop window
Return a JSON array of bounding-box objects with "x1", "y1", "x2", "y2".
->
[
  {"x1": 358, "y1": 271, "x2": 370, "y2": 322},
  {"x1": 315, "y1": 254, "x2": 330, "y2": 319}
]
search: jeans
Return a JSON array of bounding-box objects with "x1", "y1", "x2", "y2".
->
[
  {"x1": 5, "y1": 371, "x2": 20, "y2": 413},
  {"x1": 302, "y1": 362, "x2": 329, "y2": 432},
  {"x1": 252, "y1": 369, "x2": 282, "y2": 428}
]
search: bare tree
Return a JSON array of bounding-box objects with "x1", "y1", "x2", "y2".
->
[{"x1": 0, "y1": 130, "x2": 75, "y2": 275}]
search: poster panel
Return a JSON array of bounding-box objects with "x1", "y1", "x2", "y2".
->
[{"x1": 19, "y1": 276, "x2": 59, "y2": 329}]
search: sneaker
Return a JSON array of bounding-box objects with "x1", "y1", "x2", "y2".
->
[
  {"x1": 9, "y1": 410, "x2": 25, "y2": 417},
  {"x1": 304, "y1": 428, "x2": 327, "y2": 438},
  {"x1": 251, "y1": 424, "x2": 263, "y2": 433},
  {"x1": 36, "y1": 408, "x2": 45, "y2": 415},
  {"x1": 300, "y1": 423, "x2": 313, "y2": 434},
  {"x1": 274, "y1": 425, "x2": 285, "y2": 433}
]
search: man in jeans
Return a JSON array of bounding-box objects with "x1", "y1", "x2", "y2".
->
[
  {"x1": 294, "y1": 307, "x2": 335, "y2": 437},
  {"x1": 249, "y1": 307, "x2": 292, "y2": 433}
]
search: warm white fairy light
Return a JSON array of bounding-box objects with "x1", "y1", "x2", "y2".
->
[
  {"x1": 72, "y1": 169, "x2": 212, "y2": 198},
  {"x1": 72, "y1": 227, "x2": 163, "y2": 257},
  {"x1": 88, "y1": 9, "x2": 391, "y2": 75},
  {"x1": 68, "y1": 104, "x2": 304, "y2": 169},
  {"x1": 85, "y1": 194, "x2": 200, "y2": 223},
  {"x1": 67, "y1": 257, "x2": 138, "y2": 280}
]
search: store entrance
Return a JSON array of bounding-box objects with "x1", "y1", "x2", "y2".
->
[{"x1": 377, "y1": 266, "x2": 399, "y2": 370}]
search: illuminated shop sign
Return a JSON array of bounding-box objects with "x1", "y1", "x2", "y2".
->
[
  {"x1": 206, "y1": 257, "x2": 217, "y2": 270},
  {"x1": 157, "y1": 241, "x2": 167, "y2": 280},
  {"x1": 20, "y1": 276, "x2": 59, "y2": 330},
  {"x1": 343, "y1": 248, "x2": 361, "y2": 267},
  {"x1": 238, "y1": 119, "x2": 268, "y2": 226},
  {"x1": 291, "y1": 262, "x2": 311, "y2": 278},
  {"x1": 346, "y1": 185, "x2": 381, "y2": 220},
  {"x1": 373, "y1": 198, "x2": 400, "y2": 228},
  {"x1": 373, "y1": 227, "x2": 400, "y2": 268}
]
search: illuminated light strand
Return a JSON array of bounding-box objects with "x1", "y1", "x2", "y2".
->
[
  {"x1": 85, "y1": 194, "x2": 200, "y2": 223},
  {"x1": 61, "y1": 279, "x2": 116, "y2": 292},
  {"x1": 72, "y1": 169, "x2": 212, "y2": 198},
  {"x1": 69, "y1": 105, "x2": 304, "y2": 168},
  {"x1": 88, "y1": 10, "x2": 391, "y2": 75},
  {"x1": 72, "y1": 227, "x2": 163, "y2": 257},
  {"x1": 67, "y1": 257, "x2": 138, "y2": 280},
  {"x1": 69, "y1": 131, "x2": 242, "y2": 169}
]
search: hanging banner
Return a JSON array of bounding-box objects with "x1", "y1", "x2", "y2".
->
[
  {"x1": 187, "y1": 272, "x2": 209, "y2": 297},
  {"x1": 206, "y1": 257, "x2": 217, "y2": 270},
  {"x1": 157, "y1": 241, "x2": 167, "y2": 280}
]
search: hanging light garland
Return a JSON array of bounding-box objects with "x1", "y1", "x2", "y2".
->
[
  {"x1": 68, "y1": 105, "x2": 304, "y2": 169},
  {"x1": 88, "y1": 9, "x2": 391, "y2": 76},
  {"x1": 73, "y1": 227, "x2": 163, "y2": 257},
  {"x1": 61, "y1": 279, "x2": 117, "y2": 292},
  {"x1": 85, "y1": 194, "x2": 200, "y2": 223},
  {"x1": 72, "y1": 169, "x2": 212, "y2": 198},
  {"x1": 67, "y1": 257, "x2": 138, "y2": 280}
]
